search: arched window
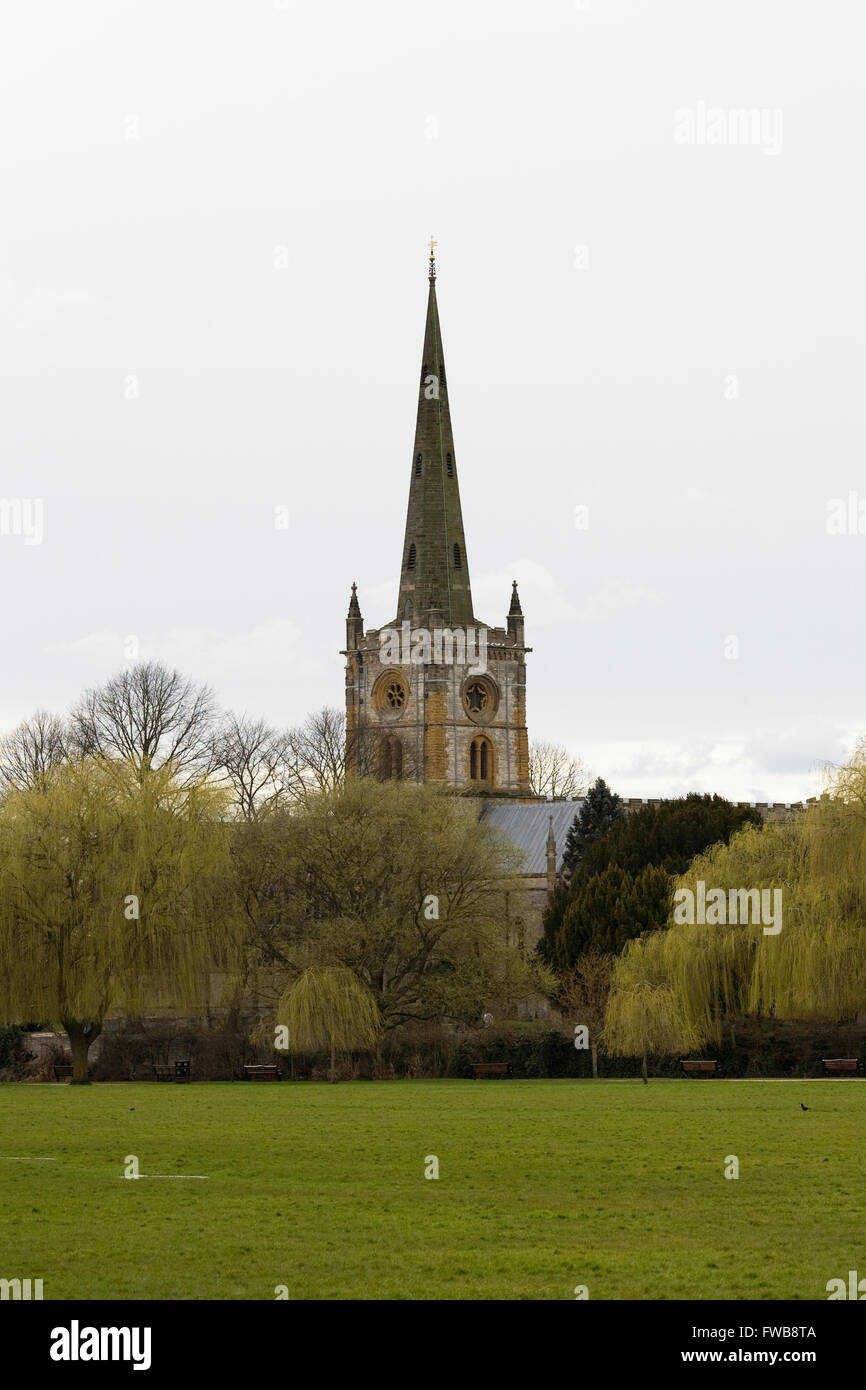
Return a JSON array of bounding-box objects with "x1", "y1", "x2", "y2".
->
[
  {"x1": 407, "y1": 543, "x2": 416, "y2": 570},
  {"x1": 379, "y1": 736, "x2": 403, "y2": 781},
  {"x1": 469, "y1": 737, "x2": 493, "y2": 783},
  {"x1": 415, "y1": 453, "x2": 422, "y2": 475},
  {"x1": 446, "y1": 452, "x2": 454, "y2": 477},
  {"x1": 453, "y1": 543, "x2": 461, "y2": 569}
]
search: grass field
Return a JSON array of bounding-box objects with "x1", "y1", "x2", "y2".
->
[{"x1": 1, "y1": 1079, "x2": 862, "y2": 1300}]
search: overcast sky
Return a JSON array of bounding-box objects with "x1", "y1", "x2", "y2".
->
[{"x1": 1, "y1": 0, "x2": 863, "y2": 803}]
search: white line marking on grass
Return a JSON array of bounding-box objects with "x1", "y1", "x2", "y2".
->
[
  {"x1": 120, "y1": 1174, "x2": 209, "y2": 1180},
  {"x1": 0, "y1": 1156, "x2": 59, "y2": 1161}
]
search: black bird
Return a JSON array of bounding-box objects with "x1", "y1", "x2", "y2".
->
[{"x1": 800, "y1": 1102, "x2": 810, "y2": 1111}]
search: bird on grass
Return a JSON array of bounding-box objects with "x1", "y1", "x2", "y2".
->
[{"x1": 800, "y1": 1102, "x2": 810, "y2": 1111}]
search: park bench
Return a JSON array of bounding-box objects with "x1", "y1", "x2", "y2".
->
[
  {"x1": 681, "y1": 1060, "x2": 717, "y2": 1076},
  {"x1": 243, "y1": 1064, "x2": 279, "y2": 1081},
  {"x1": 53, "y1": 1064, "x2": 73, "y2": 1082},
  {"x1": 152, "y1": 1061, "x2": 190, "y2": 1082},
  {"x1": 822, "y1": 1058, "x2": 859, "y2": 1075},
  {"x1": 471, "y1": 1062, "x2": 510, "y2": 1078}
]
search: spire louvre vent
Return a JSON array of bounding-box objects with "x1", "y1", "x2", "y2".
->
[
  {"x1": 446, "y1": 452, "x2": 453, "y2": 477},
  {"x1": 415, "y1": 453, "x2": 422, "y2": 475},
  {"x1": 407, "y1": 543, "x2": 416, "y2": 570},
  {"x1": 453, "y1": 543, "x2": 461, "y2": 569}
]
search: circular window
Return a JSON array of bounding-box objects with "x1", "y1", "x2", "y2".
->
[
  {"x1": 374, "y1": 671, "x2": 410, "y2": 716},
  {"x1": 462, "y1": 676, "x2": 498, "y2": 723}
]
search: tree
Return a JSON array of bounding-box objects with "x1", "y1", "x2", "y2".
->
[
  {"x1": 561, "y1": 777, "x2": 624, "y2": 879},
  {"x1": 540, "y1": 791, "x2": 762, "y2": 969},
  {"x1": 0, "y1": 760, "x2": 240, "y2": 1082},
  {"x1": 528, "y1": 740, "x2": 589, "y2": 802},
  {"x1": 212, "y1": 713, "x2": 299, "y2": 820},
  {"x1": 556, "y1": 862, "x2": 672, "y2": 967},
  {"x1": 233, "y1": 779, "x2": 550, "y2": 1030},
  {"x1": 559, "y1": 949, "x2": 612, "y2": 1078},
  {"x1": 603, "y1": 742, "x2": 866, "y2": 1055},
  {"x1": 603, "y1": 973, "x2": 702, "y2": 1083},
  {"x1": 286, "y1": 707, "x2": 346, "y2": 796},
  {"x1": 608, "y1": 811, "x2": 864, "y2": 1051},
  {"x1": 71, "y1": 661, "x2": 217, "y2": 786},
  {"x1": 277, "y1": 966, "x2": 380, "y2": 1082},
  {"x1": 0, "y1": 710, "x2": 71, "y2": 793},
  {"x1": 577, "y1": 793, "x2": 762, "y2": 882}
]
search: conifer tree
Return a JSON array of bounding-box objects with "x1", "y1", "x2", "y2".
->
[{"x1": 561, "y1": 777, "x2": 625, "y2": 881}]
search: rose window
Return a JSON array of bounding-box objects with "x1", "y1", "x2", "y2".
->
[{"x1": 464, "y1": 681, "x2": 490, "y2": 714}]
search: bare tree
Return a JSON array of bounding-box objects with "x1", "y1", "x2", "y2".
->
[
  {"x1": 560, "y1": 949, "x2": 613, "y2": 1079},
  {"x1": 286, "y1": 706, "x2": 346, "y2": 796},
  {"x1": 212, "y1": 713, "x2": 301, "y2": 820},
  {"x1": 0, "y1": 710, "x2": 71, "y2": 792},
  {"x1": 71, "y1": 661, "x2": 217, "y2": 784},
  {"x1": 529, "y1": 739, "x2": 589, "y2": 801}
]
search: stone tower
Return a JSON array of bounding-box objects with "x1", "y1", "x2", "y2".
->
[{"x1": 343, "y1": 246, "x2": 532, "y2": 797}]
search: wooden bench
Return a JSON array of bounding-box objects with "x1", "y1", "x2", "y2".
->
[
  {"x1": 53, "y1": 1064, "x2": 73, "y2": 1082},
  {"x1": 471, "y1": 1062, "x2": 510, "y2": 1079},
  {"x1": 823, "y1": 1058, "x2": 859, "y2": 1075},
  {"x1": 152, "y1": 1061, "x2": 190, "y2": 1082},
  {"x1": 681, "y1": 1060, "x2": 717, "y2": 1076},
  {"x1": 244, "y1": 1064, "x2": 279, "y2": 1081}
]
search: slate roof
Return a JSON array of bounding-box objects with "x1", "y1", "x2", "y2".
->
[{"x1": 479, "y1": 800, "x2": 583, "y2": 875}]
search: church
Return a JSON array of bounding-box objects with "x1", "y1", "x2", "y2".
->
[
  {"x1": 343, "y1": 242, "x2": 534, "y2": 799},
  {"x1": 342, "y1": 243, "x2": 568, "y2": 946}
]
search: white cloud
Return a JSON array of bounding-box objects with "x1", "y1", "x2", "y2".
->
[
  {"x1": 0, "y1": 273, "x2": 112, "y2": 354},
  {"x1": 48, "y1": 620, "x2": 319, "y2": 681},
  {"x1": 578, "y1": 733, "x2": 830, "y2": 805},
  {"x1": 360, "y1": 576, "x2": 400, "y2": 621},
  {"x1": 574, "y1": 579, "x2": 659, "y2": 624},
  {"x1": 472, "y1": 559, "x2": 577, "y2": 626}
]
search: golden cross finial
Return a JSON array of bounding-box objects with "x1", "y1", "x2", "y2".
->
[{"x1": 428, "y1": 236, "x2": 437, "y2": 260}]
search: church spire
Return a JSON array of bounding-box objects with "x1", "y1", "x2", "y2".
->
[
  {"x1": 507, "y1": 579, "x2": 524, "y2": 646},
  {"x1": 346, "y1": 581, "x2": 363, "y2": 650},
  {"x1": 396, "y1": 246, "x2": 474, "y2": 627}
]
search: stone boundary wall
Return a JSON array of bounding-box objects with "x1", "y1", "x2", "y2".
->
[{"x1": 620, "y1": 796, "x2": 819, "y2": 823}]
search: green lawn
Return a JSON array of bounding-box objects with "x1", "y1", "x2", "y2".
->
[{"x1": 0, "y1": 1079, "x2": 861, "y2": 1300}]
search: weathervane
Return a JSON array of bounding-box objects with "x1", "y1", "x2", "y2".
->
[{"x1": 428, "y1": 235, "x2": 437, "y2": 279}]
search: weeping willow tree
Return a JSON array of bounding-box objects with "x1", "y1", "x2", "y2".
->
[
  {"x1": 0, "y1": 758, "x2": 241, "y2": 1082},
  {"x1": 277, "y1": 966, "x2": 380, "y2": 1082},
  {"x1": 603, "y1": 958, "x2": 703, "y2": 1081},
  {"x1": 605, "y1": 742, "x2": 866, "y2": 1054}
]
